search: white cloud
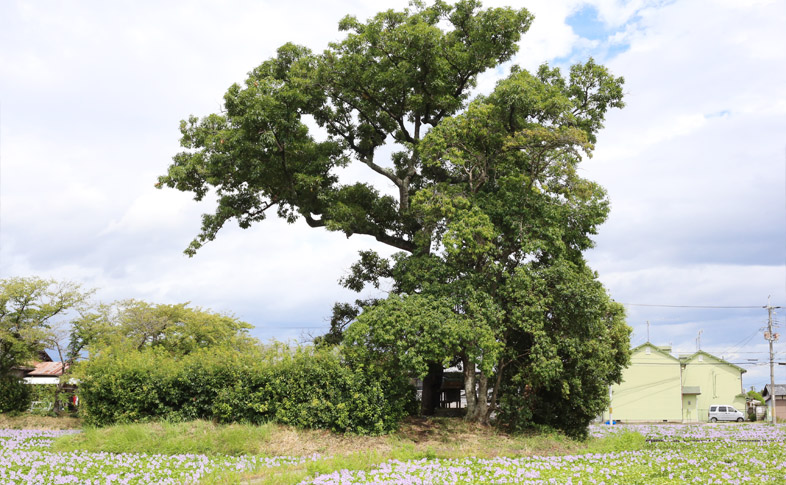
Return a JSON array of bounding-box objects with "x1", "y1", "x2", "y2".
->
[
  {"x1": 100, "y1": 189, "x2": 195, "y2": 236},
  {"x1": 1, "y1": 0, "x2": 784, "y2": 390}
]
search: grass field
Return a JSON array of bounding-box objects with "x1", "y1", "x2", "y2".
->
[{"x1": 1, "y1": 415, "x2": 785, "y2": 484}]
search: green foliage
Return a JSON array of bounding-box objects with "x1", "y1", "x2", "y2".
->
[
  {"x1": 0, "y1": 377, "x2": 31, "y2": 413},
  {"x1": 76, "y1": 345, "x2": 248, "y2": 425},
  {"x1": 159, "y1": 0, "x2": 533, "y2": 255},
  {"x1": 343, "y1": 294, "x2": 464, "y2": 377},
  {"x1": 52, "y1": 420, "x2": 276, "y2": 456},
  {"x1": 0, "y1": 276, "x2": 92, "y2": 375},
  {"x1": 159, "y1": 0, "x2": 629, "y2": 435},
  {"x1": 27, "y1": 384, "x2": 58, "y2": 415},
  {"x1": 496, "y1": 261, "x2": 630, "y2": 439},
  {"x1": 747, "y1": 389, "x2": 764, "y2": 404},
  {"x1": 72, "y1": 300, "x2": 255, "y2": 357},
  {"x1": 585, "y1": 430, "x2": 646, "y2": 452},
  {"x1": 76, "y1": 344, "x2": 410, "y2": 434},
  {"x1": 254, "y1": 346, "x2": 411, "y2": 434}
]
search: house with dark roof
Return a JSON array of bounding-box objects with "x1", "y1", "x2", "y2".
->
[{"x1": 762, "y1": 384, "x2": 786, "y2": 421}]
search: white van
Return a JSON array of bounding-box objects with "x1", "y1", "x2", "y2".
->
[{"x1": 708, "y1": 404, "x2": 744, "y2": 422}]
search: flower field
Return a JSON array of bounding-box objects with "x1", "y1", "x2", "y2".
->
[
  {"x1": 588, "y1": 422, "x2": 786, "y2": 441},
  {"x1": 0, "y1": 429, "x2": 313, "y2": 484},
  {"x1": 1, "y1": 424, "x2": 785, "y2": 484},
  {"x1": 303, "y1": 424, "x2": 786, "y2": 484}
]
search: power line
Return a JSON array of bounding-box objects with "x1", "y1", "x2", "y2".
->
[
  {"x1": 625, "y1": 362, "x2": 784, "y2": 366},
  {"x1": 718, "y1": 329, "x2": 764, "y2": 356},
  {"x1": 620, "y1": 303, "x2": 764, "y2": 309}
]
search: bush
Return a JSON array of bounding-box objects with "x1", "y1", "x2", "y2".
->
[
  {"x1": 256, "y1": 347, "x2": 409, "y2": 434},
  {"x1": 0, "y1": 377, "x2": 32, "y2": 413},
  {"x1": 76, "y1": 344, "x2": 412, "y2": 434},
  {"x1": 28, "y1": 384, "x2": 57, "y2": 415},
  {"x1": 76, "y1": 346, "x2": 244, "y2": 425}
]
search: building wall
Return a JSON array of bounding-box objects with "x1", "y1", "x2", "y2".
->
[
  {"x1": 681, "y1": 352, "x2": 745, "y2": 421},
  {"x1": 608, "y1": 345, "x2": 683, "y2": 422},
  {"x1": 681, "y1": 394, "x2": 701, "y2": 423},
  {"x1": 766, "y1": 396, "x2": 786, "y2": 422}
]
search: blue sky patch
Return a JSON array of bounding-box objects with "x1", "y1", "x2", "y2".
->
[
  {"x1": 566, "y1": 5, "x2": 608, "y2": 41},
  {"x1": 705, "y1": 110, "x2": 731, "y2": 119},
  {"x1": 563, "y1": 4, "x2": 632, "y2": 63}
]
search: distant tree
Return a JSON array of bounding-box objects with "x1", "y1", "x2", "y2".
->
[
  {"x1": 747, "y1": 389, "x2": 764, "y2": 404},
  {"x1": 0, "y1": 276, "x2": 93, "y2": 412},
  {"x1": 0, "y1": 276, "x2": 92, "y2": 376},
  {"x1": 159, "y1": 0, "x2": 630, "y2": 434},
  {"x1": 73, "y1": 300, "x2": 255, "y2": 357}
]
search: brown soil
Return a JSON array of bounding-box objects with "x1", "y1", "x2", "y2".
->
[
  {"x1": 0, "y1": 413, "x2": 82, "y2": 430},
  {"x1": 257, "y1": 416, "x2": 578, "y2": 459}
]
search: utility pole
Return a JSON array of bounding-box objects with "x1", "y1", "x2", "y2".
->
[{"x1": 764, "y1": 297, "x2": 781, "y2": 425}]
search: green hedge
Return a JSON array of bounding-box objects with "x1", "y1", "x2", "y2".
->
[
  {"x1": 76, "y1": 345, "x2": 412, "y2": 434},
  {"x1": 0, "y1": 377, "x2": 32, "y2": 413}
]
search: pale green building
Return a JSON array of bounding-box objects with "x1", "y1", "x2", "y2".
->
[
  {"x1": 604, "y1": 343, "x2": 746, "y2": 423},
  {"x1": 680, "y1": 350, "x2": 747, "y2": 421}
]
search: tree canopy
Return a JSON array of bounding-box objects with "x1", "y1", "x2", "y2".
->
[
  {"x1": 71, "y1": 300, "x2": 254, "y2": 358},
  {"x1": 159, "y1": 0, "x2": 631, "y2": 437},
  {"x1": 159, "y1": 0, "x2": 533, "y2": 256},
  {"x1": 0, "y1": 276, "x2": 92, "y2": 376}
]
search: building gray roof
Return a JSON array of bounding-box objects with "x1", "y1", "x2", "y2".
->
[{"x1": 762, "y1": 384, "x2": 786, "y2": 399}]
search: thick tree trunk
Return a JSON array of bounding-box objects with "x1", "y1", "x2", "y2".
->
[
  {"x1": 420, "y1": 362, "x2": 443, "y2": 415},
  {"x1": 475, "y1": 373, "x2": 489, "y2": 424},
  {"x1": 484, "y1": 365, "x2": 505, "y2": 424},
  {"x1": 463, "y1": 356, "x2": 490, "y2": 424},
  {"x1": 463, "y1": 356, "x2": 477, "y2": 417}
]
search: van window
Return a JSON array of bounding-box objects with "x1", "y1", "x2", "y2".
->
[
  {"x1": 729, "y1": 407, "x2": 737, "y2": 413},
  {"x1": 710, "y1": 406, "x2": 717, "y2": 412},
  {"x1": 719, "y1": 406, "x2": 727, "y2": 412}
]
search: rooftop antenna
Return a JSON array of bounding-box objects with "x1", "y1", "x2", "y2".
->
[
  {"x1": 696, "y1": 329, "x2": 702, "y2": 351},
  {"x1": 646, "y1": 320, "x2": 650, "y2": 342}
]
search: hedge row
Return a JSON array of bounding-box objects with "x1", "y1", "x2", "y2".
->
[
  {"x1": 0, "y1": 377, "x2": 31, "y2": 413},
  {"x1": 76, "y1": 345, "x2": 412, "y2": 434}
]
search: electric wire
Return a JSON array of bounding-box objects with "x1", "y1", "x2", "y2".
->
[{"x1": 620, "y1": 303, "x2": 766, "y2": 309}]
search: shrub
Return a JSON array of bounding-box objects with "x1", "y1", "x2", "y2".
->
[
  {"x1": 255, "y1": 347, "x2": 409, "y2": 434},
  {"x1": 0, "y1": 377, "x2": 32, "y2": 413},
  {"x1": 76, "y1": 346, "x2": 246, "y2": 425},
  {"x1": 76, "y1": 344, "x2": 412, "y2": 434},
  {"x1": 28, "y1": 384, "x2": 57, "y2": 415}
]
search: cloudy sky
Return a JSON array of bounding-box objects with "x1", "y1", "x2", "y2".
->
[{"x1": 1, "y1": 0, "x2": 784, "y2": 390}]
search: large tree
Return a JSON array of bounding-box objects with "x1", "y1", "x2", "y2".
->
[{"x1": 159, "y1": 0, "x2": 630, "y2": 432}]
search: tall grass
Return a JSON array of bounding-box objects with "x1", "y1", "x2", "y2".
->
[{"x1": 52, "y1": 420, "x2": 275, "y2": 456}]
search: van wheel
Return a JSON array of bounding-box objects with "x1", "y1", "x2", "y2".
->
[
  {"x1": 710, "y1": 417, "x2": 717, "y2": 423},
  {"x1": 737, "y1": 417, "x2": 744, "y2": 422}
]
